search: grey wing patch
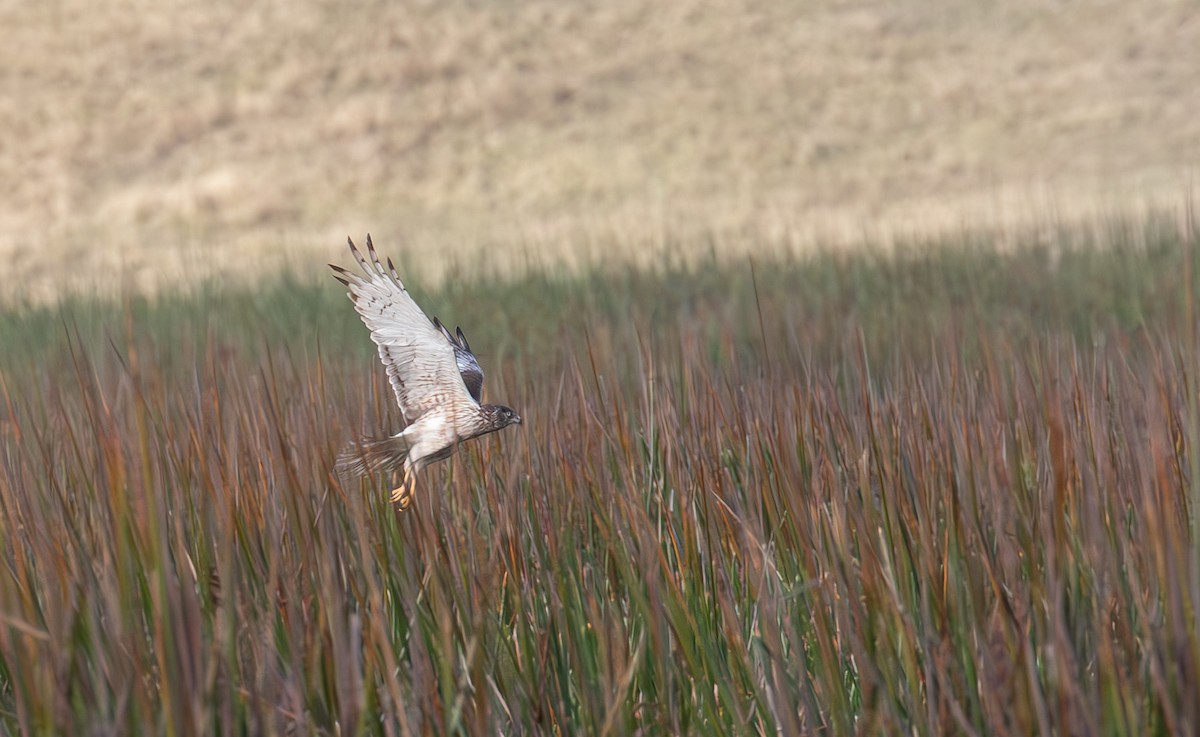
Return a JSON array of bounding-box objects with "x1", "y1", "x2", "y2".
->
[{"x1": 433, "y1": 316, "x2": 485, "y2": 403}]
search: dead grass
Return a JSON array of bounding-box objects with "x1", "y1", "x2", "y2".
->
[{"x1": 3, "y1": 0, "x2": 1198, "y2": 302}]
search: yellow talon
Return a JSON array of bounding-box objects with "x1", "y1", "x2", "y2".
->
[{"x1": 390, "y1": 470, "x2": 415, "y2": 509}]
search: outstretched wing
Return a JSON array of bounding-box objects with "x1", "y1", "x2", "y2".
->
[
  {"x1": 432, "y1": 317, "x2": 485, "y2": 403},
  {"x1": 330, "y1": 235, "x2": 478, "y2": 423}
]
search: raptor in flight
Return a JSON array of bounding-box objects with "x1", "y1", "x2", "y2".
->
[{"x1": 331, "y1": 235, "x2": 521, "y2": 508}]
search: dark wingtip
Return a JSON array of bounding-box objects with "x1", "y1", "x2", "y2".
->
[
  {"x1": 432, "y1": 316, "x2": 452, "y2": 340},
  {"x1": 347, "y1": 237, "x2": 366, "y2": 267},
  {"x1": 365, "y1": 234, "x2": 386, "y2": 274},
  {"x1": 385, "y1": 256, "x2": 406, "y2": 286},
  {"x1": 330, "y1": 260, "x2": 354, "y2": 287}
]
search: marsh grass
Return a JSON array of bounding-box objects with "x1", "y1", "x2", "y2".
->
[{"x1": 2, "y1": 219, "x2": 1200, "y2": 734}]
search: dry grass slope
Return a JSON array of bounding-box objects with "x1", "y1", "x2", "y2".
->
[{"x1": 3, "y1": 0, "x2": 1198, "y2": 301}]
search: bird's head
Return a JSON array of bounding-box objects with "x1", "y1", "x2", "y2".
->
[{"x1": 497, "y1": 405, "x2": 522, "y2": 427}]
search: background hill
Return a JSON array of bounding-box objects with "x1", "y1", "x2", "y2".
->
[{"x1": 3, "y1": 0, "x2": 1197, "y2": 300}]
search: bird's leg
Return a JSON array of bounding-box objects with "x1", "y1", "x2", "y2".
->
[{"x1": 390, "y1": 468, "x2": 415, "y2": 510}]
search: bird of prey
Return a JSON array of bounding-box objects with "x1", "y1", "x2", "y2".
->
[{"x1": 330, "y1": 235, "x2": 521, "y2": 508}]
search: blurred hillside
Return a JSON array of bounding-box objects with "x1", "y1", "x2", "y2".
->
[{"x1": 2, "y1": 0, "x2": 1197, "y2": 301}]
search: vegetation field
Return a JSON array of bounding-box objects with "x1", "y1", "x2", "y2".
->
[{"x1": 3, "y1": 218, "x2": 1200, "y2": 734}]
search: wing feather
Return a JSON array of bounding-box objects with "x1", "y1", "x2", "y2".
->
[
  {"x1": 432, "y1": 317, "x2": 485, "y2": 403},
  {"x1": 333, "y1": 235, "x2": 478, "y2": 423}
]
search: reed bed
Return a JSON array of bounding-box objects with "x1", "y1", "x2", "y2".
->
[{"x1": 1, "y1": 221, "x2": 1199, "y2": 735}]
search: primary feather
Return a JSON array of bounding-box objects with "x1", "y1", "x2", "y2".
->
[{"x1": 432, "y1": 316, "x2": 485, "y2": 403}]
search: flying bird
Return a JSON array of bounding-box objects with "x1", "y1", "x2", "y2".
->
[{"x1": 331, "y1": 235, "x2": 521, "y2": 508}]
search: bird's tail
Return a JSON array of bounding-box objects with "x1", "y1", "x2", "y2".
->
[{"x1": 335, "y1": 435, "x2": 410, "y2": 478}]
